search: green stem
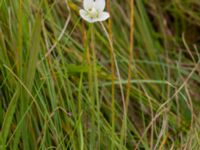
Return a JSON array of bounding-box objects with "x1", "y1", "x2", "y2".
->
[
  {"x1": 100, "y1": 22, "x2": 126, "y2": 145},
  {"x1": 87, "y1": 24, "x2": 96, "y2": 150},
  {"x1": 91, "y1": 24, "x2": 101, "y2": 149}
]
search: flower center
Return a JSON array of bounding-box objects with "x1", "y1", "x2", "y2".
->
[{"x1": 87, "y1": 7, "x2": 99, "y2": 18}]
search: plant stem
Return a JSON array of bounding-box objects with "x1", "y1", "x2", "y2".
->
[
  {"x1": 106, "y1": 0, "x2": 116, "y2": 149},
  {"x1": 100, "y1": 22, "x2": 126, "y2": 145},
  {"x1": 91, "y1": 24, "x2": 101, "y2": 149},
  {"x1": 124, "y1": 0, "x2": 135, "y2": 145}
]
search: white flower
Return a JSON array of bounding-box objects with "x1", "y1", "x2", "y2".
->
[{"x1": 79, "y1": 0, "x2": 110, "y2": 23}]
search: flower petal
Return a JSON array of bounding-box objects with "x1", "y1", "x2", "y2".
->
[
  {"x1": 83, "y1": 0, "x2": 94, "y2": 10},
  {"x1": 94, "y1": 0, "x2": 105, "y2": 12},
  {"x1": 79, "y1": 9, "x2": 98, "y2": 23},
  {"x1": 97, "y1": 12, "x2": 109, "y2": 21}
]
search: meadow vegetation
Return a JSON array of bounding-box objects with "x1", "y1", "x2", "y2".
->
[{"x1": 0, "y1": 0, "x2": 200, "y2": 149}]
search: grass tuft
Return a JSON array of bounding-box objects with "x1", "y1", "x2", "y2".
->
[{"x1": 0, "y1": 0, "x2": 200, "y2": 149}]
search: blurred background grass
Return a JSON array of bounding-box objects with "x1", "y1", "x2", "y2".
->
[{"x1": 0, "y1": 0, "x2": 200, "y2": 149}]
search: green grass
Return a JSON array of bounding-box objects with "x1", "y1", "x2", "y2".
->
[{"x1": 0, "y1": 0, "x2": 200, "y2": 149}]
